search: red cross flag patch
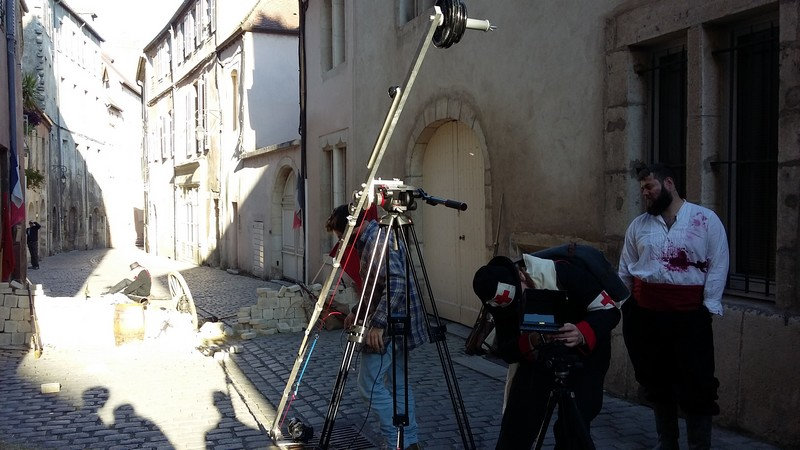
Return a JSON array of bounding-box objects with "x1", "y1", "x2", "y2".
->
[
  {"x1": 489, "y1": 282, "x2": 516, "y2": 308},
  {"x1": 587, "y1": 290, "x2": 619, "y2": 311}
]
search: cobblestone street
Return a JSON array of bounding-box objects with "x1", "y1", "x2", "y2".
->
[{"x1": 0, "y1": 248, "x2": 783, "y2": 449}]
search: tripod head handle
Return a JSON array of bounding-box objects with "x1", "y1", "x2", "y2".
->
[{"x1": 414, "y1": 189, "x2": 468, "y2": 211}]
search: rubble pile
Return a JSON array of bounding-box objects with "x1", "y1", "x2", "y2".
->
[{"x1": 234, "y1": 283, "x2": 357, "y2": 339}]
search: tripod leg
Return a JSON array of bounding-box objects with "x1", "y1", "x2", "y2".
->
[
  {"x1": 319, "y1": 340, "x2": 361, "y2": 448},
  {"x1": 557, "y1": 389, "x2": 595, "y2": 450},
  {"x1": 401, "y1": 223, "x2": 475, "y2": 449},
  {"x1": 531, "y1": 389, "x2": 560, "y2": 450}
]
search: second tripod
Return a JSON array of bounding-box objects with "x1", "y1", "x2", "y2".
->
[
  {"x1": 318, "y1": 196, "x2": 474, "y2": 449},
  {"x1": 531, "y1": 345, "x2": 594, "y2": 450}
]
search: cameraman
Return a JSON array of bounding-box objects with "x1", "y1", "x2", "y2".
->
[
  {"x1": 473, "y1": 251, "x2": 623, "y2": 449},
  {"x1": 327, "y1": 204, "x2": 426, "y2": 450}
]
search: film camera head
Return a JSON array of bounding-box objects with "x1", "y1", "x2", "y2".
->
[{"x1": 353, "y1": 178, "x2": 468, "y2": 214}]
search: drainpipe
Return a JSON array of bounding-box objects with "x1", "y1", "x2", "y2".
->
[
  {"x1": 299, "y1": 0, "x2": 308, "y2": 281},
  {"x1": 137, "y1": 75, "x2": 148, "y2": 252}
]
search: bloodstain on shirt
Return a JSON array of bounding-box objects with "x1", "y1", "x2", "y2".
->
[{"x1": 662, "y1": 246, "x2": 709, "y2": 273}]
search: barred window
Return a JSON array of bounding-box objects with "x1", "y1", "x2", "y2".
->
[
  {"x1": 717, "y1": 21, "x2": 778, "y2": 298},
  {"x1": 646, "y1": 46, "x2": 687, "y2": 196}
]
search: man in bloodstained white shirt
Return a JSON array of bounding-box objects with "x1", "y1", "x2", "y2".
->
[{"x1": 618, "y1": 163, "x2": 729, "y2": 450}]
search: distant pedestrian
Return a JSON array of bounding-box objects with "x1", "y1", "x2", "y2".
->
[{"x1": 26, "y1": 221, "x2": 41, "y2": 270}]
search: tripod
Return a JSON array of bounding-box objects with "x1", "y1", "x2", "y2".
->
[
  {"x1": 531, "y1": 352, "x2": 594, "y2": 450},
  {"x1": 318, "y1": 201, "x2": 475, "y2": 449}
]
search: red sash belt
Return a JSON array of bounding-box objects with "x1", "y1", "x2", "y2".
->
[{"x1": 633, "y1": 278, "x2": 704, "y2": 312}]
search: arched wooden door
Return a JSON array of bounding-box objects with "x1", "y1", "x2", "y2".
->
[
  {"x1": 281, "y1": 171, "x2": 304, "y2": 281},
  {"x1": 422, "y1": 121, "x2": 486, "y2": 325}
]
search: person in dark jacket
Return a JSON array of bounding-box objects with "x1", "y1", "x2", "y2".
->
[
  {"x1": 473, "y1": 252, "x2": 623, "y2": 449},
  {"x1": 26, "y1": 221, "x2": 41, "y2": 270}
]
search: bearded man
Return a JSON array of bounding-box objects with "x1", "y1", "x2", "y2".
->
[{"x1": 618, "y1": 163, "x2": 729, "y2": 449}]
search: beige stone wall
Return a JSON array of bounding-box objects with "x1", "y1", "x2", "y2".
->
[
  {"x1": 0, "y1": 283, "x2": 37, "y2": 348},
  {"x1": 602, "y1": 1, "x2": 800, "y2": 446},
  {"x1": 606, "y1": 300, "x2": 800, "y2": 446}
]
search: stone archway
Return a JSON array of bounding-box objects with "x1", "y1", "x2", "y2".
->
[
  {"x1": 405, "y1": 96, "x2": 492, "y2": 325},
  {"x1": 270, "y1": 162, "x2": 304, "y2": 281}
]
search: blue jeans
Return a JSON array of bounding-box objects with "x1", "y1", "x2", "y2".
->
[{"x1": 357, "y1": 343, "x2": 418, "y2": 447}]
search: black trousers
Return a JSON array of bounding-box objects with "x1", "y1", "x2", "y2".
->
[
  {"x1": 496, "y1": 358, "x2": 606, "y2": 449},
  {"x1": 27, "y1": 240, "x2": 39, "y2": 268},
  {"x1": 622, "y1": 299, "x2": 719, "y2": 415}
]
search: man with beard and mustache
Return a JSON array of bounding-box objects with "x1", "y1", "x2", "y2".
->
[{"x1": 618, "y1": 163, "x2": 729, "y2": 450}]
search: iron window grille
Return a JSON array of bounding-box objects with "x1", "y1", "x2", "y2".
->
[
  {"x1": 712, "y1": 21, "x2": 778, "y2": 298},
  {"x1": 643, "y1": 45, "x2": 688, "y2": 197}
]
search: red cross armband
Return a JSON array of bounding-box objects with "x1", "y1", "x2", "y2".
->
[{"x1": 586, "y1": 290, "x2": 619, "y2": 311}]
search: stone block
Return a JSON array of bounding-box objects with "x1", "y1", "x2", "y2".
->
[
  {"x1": 17, "y1": 320, "x2": 31, "y2": 333},
  {"x1": 287, "y1": 284, "x2": 301, "y2": 293},
  {"x1": 0, "y1": 287, "x2": 13, "y2": 294},
  {"x1": 284, "y1": 308, "x2": 295, "y2": 319},
  {"x1": 0, "y1": 306, "x2": 9, "y2": 320},
  {"x1": 257, "y1": 297, "x2": 270, "y2": 308},
  {"x1": 278, "y1": 286, "x2": 288, "y2": 296},
  {"x1": 249, "y1": 318, "x2": 266, "y2": 326},
  {"x1": 4, "y1": 321, "x2": 16, "y2": 333},
  {"x1": 240, "y1": 331, "x2": 257, "y2": 340},
  {"x1": 256, "y1": 328, "x2": 277, "y2": 336},
  {"x1": 266, "y1": 290, "x2": 279, "y2": 298},
  {"x1": 250, "y1": 305, "x2": 262, "y2": 318},
  {"x1": 0, "y1": 333, "x2": 10, "y2": 345},
  {"x1": 290, "y1": 326, "x2": 304, "y2": 333},
  {"x1": 237, "y1": 317, "x2": 250, "y2": 324},
  {"x1": 11, "y1": 332, "x2": 25, "y2": 345},
  {"x1": 256, "y1": 287, "x2": 274, "y2": 295},
  {"x1": 40, "y1": 383, "x2": 61, "y2": 394},
  {"x1": 10, "y1": 308, "x2": 25, "y2": 321},
  {"x1": 3, "y1": 296, "x2": 18, "y2": 308},
  {"x1": 277, "y1": 323, "x2": 291, "y2": 333},
  {"x1": 736, "y1": 309, "x2": 800, "y2": 442},
  {"x1": 265, "y1": 319, "x2": 278, "y2": 328},
  {"x1": 238, "y1": 307, "x2": 251, "y2": 316},
  {"x1": 262, "y1": 308, "x2": 274, "y2": 320},
  {"x1": 277, "y1": 298, "x2": 290, "y2": 309},
  {"x1": 309, "y1": 283, "x2": 322, "y2": 291},
  {"x1": 273, "y1": 308, "x2": 285, "y2": 320},
  {"x1": 228, "y1": 344, "x2": 243, "y2": 354}
]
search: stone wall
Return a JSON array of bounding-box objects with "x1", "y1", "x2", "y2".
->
[
  {"x1": 0, "y1": 282, "x2": 39, "y2": 347},
  {"x1": 605, "y1": 300, "x2": 800, "y2": 447}
]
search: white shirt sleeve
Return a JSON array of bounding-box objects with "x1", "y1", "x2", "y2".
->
[
  {"x1": 618, "y1": 220, "x2": 638, "y2": 297},
  {"x1": 702, "y1": 212, "x2": 730, "y2": 315}
]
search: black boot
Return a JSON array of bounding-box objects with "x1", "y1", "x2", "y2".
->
[
  {"x1": 652, "y1": 402, "x2": 679, "y2": 450},
  {"x1": 686, "y1": 414, "x2": 712, "y2": 450}
]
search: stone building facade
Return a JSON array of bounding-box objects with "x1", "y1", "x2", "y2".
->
[
  {"x1": 21, "y1": 0, "x2": 140, "y2": 257},
  {"x1": 300, "y1": 0, "x2": 800, "y2": 445},
  {"x1": 139, "y1": 0, "x2": 300, "y2": 279}
]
